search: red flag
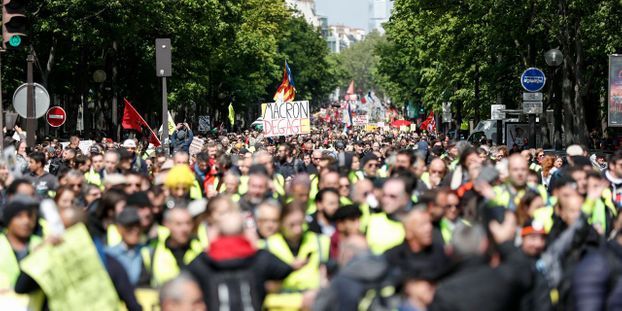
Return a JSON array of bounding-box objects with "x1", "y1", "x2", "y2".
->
[
  {"x1": 122, "y1": 98, "x2": 162, "y2": 147},
  {"x1": 420, "y1": 111, "x2": 436, "y2": 133}
]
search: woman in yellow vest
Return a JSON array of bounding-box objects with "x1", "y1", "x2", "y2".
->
[
  {"x1": 264, "y1": 202, "x2": 329, "y2": 308},
  {"x1": 0, "y1": 198, "x2": 44, "y2": 310}
]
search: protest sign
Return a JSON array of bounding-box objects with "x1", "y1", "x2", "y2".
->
[
  {"x1": 262, "y1": 101, "x2": 310, "y2": 137},
  {"x1": 352, "y1": 114, "x2": 369, "y2": 126},
  {"x1": 364, "y1": 124, "x2": 378, "y2": 132},
  {"x1": 198, "y1": 115, "x2": 211, "y2": 133},
  {"x1": 20, "y1": 224, "x2": 120, "y2": 311},
  {"x1": 189, "y1": 137, "x2": 205, "y2": 156}
]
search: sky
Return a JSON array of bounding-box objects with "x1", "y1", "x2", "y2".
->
[{"x1": 315, "y1": 0, "x2": 369, "y2": 30}]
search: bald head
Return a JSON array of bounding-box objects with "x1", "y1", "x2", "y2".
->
[
  {"x1": 403, "y1": 208, "x2": 433, "y2": 251},
  {"x1": 508, "y1": 154, "x2": 528, "y2": 188}
]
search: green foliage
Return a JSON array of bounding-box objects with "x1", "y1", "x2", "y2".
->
[
  {"x1": 1, "y1": 0, "x2": 337, "y2": 134},
  {"x1": 376, "y1": 0, "x2": 622, "y2": 143},
  {"x1": 332, "y1": 31, "x2": 386, "y2": 99}
]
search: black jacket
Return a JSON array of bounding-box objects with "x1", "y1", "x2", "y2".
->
[
  {"x1": 429, "y1": 242, "x2": 532, "y2": 311},
  {"x1": 384, "y1": 240, "x2": 450, "y2": 279},
  {"x1": 186, "y1": 249, "x2": 292, "y2": 310}
]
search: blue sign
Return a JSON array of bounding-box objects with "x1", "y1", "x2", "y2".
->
[{"x1": 521, "y1": 68, "x2": 546, "y2": 92}]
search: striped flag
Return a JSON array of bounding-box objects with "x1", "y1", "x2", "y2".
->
[{"x1": 273, "y1": 61, "x2": 296, "y2": 103}]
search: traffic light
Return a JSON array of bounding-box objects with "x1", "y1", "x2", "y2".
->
[{"x1": 2, "y1": 0, "x2": 26, "y2": 50}]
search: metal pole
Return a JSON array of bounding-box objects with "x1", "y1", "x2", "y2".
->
[
  {"x1": 529, "y1": 114, "x2": 536, "y2": 148},
  {"x1": 496, "y1": 119, "x2": 503, "y2": 146},
  {"x1": 0, "y1": 52, "x2": 4, "y2": 151},
  {"x1": 162, "y1": 76, "x2": 169, "y2": 155},
  {"x1": 26, "y1": 53, "x2": 35, "y2": 147}
]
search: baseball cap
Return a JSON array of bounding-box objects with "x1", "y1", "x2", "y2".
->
[
  {"x1": 127, "y1": 191, "x2": 151, "y2": 207},
  {"x1": 2, "y1": 195, "x2": 39, "y2": 226},
  {"x1": 116, "y1": 208, "x2": 141, "y2": 226},
  {"x1": 122, "y1": 139, "x2": 137, "y2": 148},
  {"x1": 521, "y1": 218, "x2": 546, "y2": 237}
]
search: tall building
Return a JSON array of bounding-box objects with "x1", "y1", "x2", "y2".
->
[
  {"x1": 369, "y1": 0, "x2": 393, "y2": 33},
  {"x1": 286, "y1": 0, "x2": 321, "y2": 28},
  {"x1": 326, "y1": 25, "x2": 366, "y2": 53}
]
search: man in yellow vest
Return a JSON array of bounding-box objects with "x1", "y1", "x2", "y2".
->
[
  {"x1": 142, "y1": 208, "x2": 203, "y2": 287},
  {"x1": 490, "y1": 154, "x2": 530, "y2": 211},
  {"x1": 366, "y1": 177, "x2": 411, "y2": 254},
  {"x1": 0, "y1": 196, "x2": 43, "y2": 310},
  {"x1": 105, "y1": 207, "x2": 152, "y2": 287},
  {"x1": 239, "y1": 166, "x2": 272, "y2": 212}
]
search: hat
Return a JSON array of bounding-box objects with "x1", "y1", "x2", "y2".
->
[
  {"x1": 332, "y1": 204, "x2": 362, "y2": 222},
  {"x1": 2, "y1": 195, "x2": 38, "y2": 226},
  {"x1": 127, "y1": 191, "x2": 151, "y2": 207},
  {"x1": 160, "y1": 159, "x2": 174, "y2": 171},
  {"x1": 566, "y1": 144, "x2": 584, "y2": 157},
  {"x1": 521, "y1": 218, "x2": 546, "y2": 237},
  {"x1": 116, "y1": 208, "x2": 141, "y2": 226},
  {"x1": 122, "y1": 139, "x2": 137, "y2": 148},
  {"x1": 361, "y1": 153, "x2": 378, "y2": 167},
  {"x1": 164, "y1": 165, "x2": 196, "y2": 188},
  {"x1": 104, "y1": 174, "x2": 127, "y2": 187}
]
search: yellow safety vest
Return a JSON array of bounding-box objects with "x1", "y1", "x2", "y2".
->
[
  {"x1": 265, "y1": 231, "x2": 329, "y2": 292},
  {"x1": 239, "y1": 175, "x2": 249, "y2": 195},
  {"x1": 190, "y1": 180, "x2": 203, "y2": 200},
  {"x1": 309, "y1": 174, "x2": 319, "y2": 203},
  {"x1": 532, "y1": 207, "x2": 554, "y2": 233},
  {"x1": 196, "y1": 224, "x2": 210, "y2": 249},
  {"x1": 141, "y1": 238, "x2": 204, "y2": 287},
  {"x1": 0, "y1": 234, "x2": 44, "y2": 310},
  {"x1": 85, "y1": 170, "x2": 104, "y2": 189},
  {"x1": 365, "y1": 213, "x2": 404, "y2": 254},
  {"x1": 273, "y1": 174, "x2": 286, "y2": 198}
]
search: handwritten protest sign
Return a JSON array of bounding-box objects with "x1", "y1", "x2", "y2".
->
[
  {"x1": 262, "y1": 101, "x2": 310, "y2": 137},
  {"x1": 20, "y1": 224, "x2": 120, "y2": 311},
  {"x1": 353, "y1": 114, "x2": 369, "y2": 126},
  {"x1": 189, "y1": 137, "x2": 205, "y2": 156}
]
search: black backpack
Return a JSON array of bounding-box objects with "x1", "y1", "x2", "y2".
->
[{"x1": 207, "y1": 267, "x2": 261, "y2": 311}]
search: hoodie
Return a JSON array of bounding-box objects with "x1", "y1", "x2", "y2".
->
[{"x1": 186, "y1": 236, "x2": 292, "y2": 310}]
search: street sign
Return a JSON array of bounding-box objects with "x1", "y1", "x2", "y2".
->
[
  {"x1": 522, "y1": 101, "x2": 543, "y2": 114},
  {"x1": 522, "y1": 92, "x2": 543, "y2": 101},
  {"x1": 521, "y1": 68, "x2": 546, "y2": 92},
  {"x1": 46, "y1": 106, "x2": 66, "y2": 127},
  {"x1": 491, "y1": 104, "x2": 506, "y2": 120},
  {"x1": 13, "y1": 83, "x2": 50, "y2": 119}
]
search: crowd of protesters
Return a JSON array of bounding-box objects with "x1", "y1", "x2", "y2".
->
[{"x1": 1, "y1": 121, "x2": 622, "y2": 311}]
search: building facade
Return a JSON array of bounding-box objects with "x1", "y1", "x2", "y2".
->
[{"x1": 369, "y1": 0, "x2": 393, "y2": 34}]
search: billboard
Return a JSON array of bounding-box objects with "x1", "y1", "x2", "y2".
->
[{"x1": 609, "y1": 55, "x2": 622, "y2": 127}]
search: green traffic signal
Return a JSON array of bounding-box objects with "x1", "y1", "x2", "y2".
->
[{"x1": 9, "y1": 35, "x2": 21, "y2": 47}]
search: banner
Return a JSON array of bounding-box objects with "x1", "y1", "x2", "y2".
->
[
  {"x1": 20, "y1": 224, "x2": 119, "y2": 311},
  {"x1": 352, "y1": 114, "x2": 369, "y2": 126},
  {"x1": 262, "y1": 101, "x2": 310, "y2": 137},
  {"x1": 189, "y1": 137, "x2": 205, "y2": 156},
  {"x1": 609, "y1": 55, "x2": 622, "y2": 127},
  {"x1": 198, "y1": 116, "x2": 211, "y2": 133}
]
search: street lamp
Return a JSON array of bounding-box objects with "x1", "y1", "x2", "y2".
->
[
  {"x1": 545, "y1": 49, "x2": 563, "y2": 67},
  {"x1": 544, "y1": 49, "x2": 564, "y2": 150}
]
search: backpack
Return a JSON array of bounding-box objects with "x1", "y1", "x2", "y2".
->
[{"x1": 207, "y1": 267, "x2": 261, "y2": 311}]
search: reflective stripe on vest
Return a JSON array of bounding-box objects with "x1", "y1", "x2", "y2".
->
[
  {"x1": 366, "y1": 213, "x2": 404, "y2": 254},
  {"x1": 265, "y1": 232, "x2": 329, "y2": 291}
]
